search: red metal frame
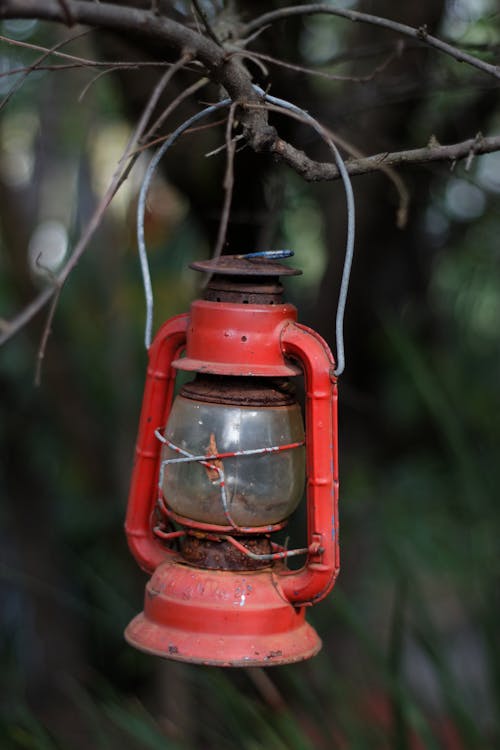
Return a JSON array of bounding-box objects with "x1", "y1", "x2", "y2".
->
[
  {"x1": 125, "y1": 313, "x2": 188, "y2": 573},
  {"x1": 278, "y1": 322, "x2": 339, "y2": 605},
  {"x1": 125, "y1": 301, "x2": 339, "y2": 605}
]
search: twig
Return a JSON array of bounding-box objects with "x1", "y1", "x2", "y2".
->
[
  {"x1": 324, "y1": 128, "x2": 409, "y2": 229},
  {"x1": 239, "y1": 4, "x2": 500, "y2": 81},
  {"x1": 205, "y1": 132, "x2": 244, "y2": 158},
  {"x1": 0, "y1": 34, "x2": 180, "y2": 71},
  {"x1": 34, "y1": 58, "x2": 189, "y2": 364},
  {"x1": 137, "y1": 51, "x2": 194, "y2": 141},
  {"x1": 246, "y1": 102, "x2": 500, "y2": 182},
  {"x1": 0, "y1": 1, "x2": 270, "y2": 152},
  {"x1": 136, "y1": 98, "x2": 232, "y2": 347},
  {"x1": 131, "y1": 116, "x2": 226, "y2": 156},
  {"x1": 34, "y1": 285, "x2": 61, "y2": 386},
  {"x1": 211, "y1": 103, "x2": 238, "y2": 262},
  {"x1": 191, "y1": 0, "x2": 222, "y2": 47},
  {"x1": 143, "y1": 76, "x2": 208, "y2": 142},
  {"x1": 0, "y1": 30, "x2": 88, "y2": 114},
  {"x1": 78, "y1": 65, "x2": 128, "y2": 101},
  {"x1": 231, "y1": 42, "x2": 403, "y2": 84}
]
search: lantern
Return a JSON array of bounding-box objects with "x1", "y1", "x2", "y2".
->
[{"x1": 124, "y1": 254, "x2": 339, "y2": 667}]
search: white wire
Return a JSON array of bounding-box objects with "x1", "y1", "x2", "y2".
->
[
  {"x1": 137, "y1": 98, "x2": 231, "y2": 348},
  {"x1": 253, "y1": 86, "x2": 355, "y2": 376},
  {"x1": 137, "y1": 89, "x2": 355, "y2": 375}
]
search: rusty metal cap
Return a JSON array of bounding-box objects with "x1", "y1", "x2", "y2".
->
[{"x1": 190, "y1": 251, "x2": 302, "y2": 278}]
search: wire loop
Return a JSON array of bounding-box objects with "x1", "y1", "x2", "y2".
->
[{"x1": 137, "y1": 89, "x2": 355, "y2": 374}]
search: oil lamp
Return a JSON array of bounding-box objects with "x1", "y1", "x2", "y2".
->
[{"x1": 124, "y1": 253, "x2": 339, "y2": 666}]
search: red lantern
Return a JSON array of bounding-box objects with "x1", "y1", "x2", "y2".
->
[{"x1": 124, "y1": 254, "x2": 339, "y2": 666}]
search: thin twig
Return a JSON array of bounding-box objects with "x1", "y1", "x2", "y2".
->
[
  {"x1": 211, "y1": 103, "x2": 238, "y2": 262},
  {"x1": 231, "y1": 41, "x2": 403, "y2": 84},
  {"x1": 143, "y1": 76, "x2": 208, "y2": 142},
  {"x1": 0, "y1": 30, "x2": 88, "y2": 114},
  {"x1": 136, "y1": 97, "x2": 232, "y2": 347},
  {"x1": 136, "y1": 51, "x2": 194, "y2": 143},
  {"x1": 1, "y1": 62, "x2": 126, "y2": 77},
  {"x1": 191, "y1": 0, "x2": 222, "y2": 47},
  {"x1": 239, "y1": 4, "x2": 500, "y2": 81},
  {"x1": 0, "y1": 33, "x2": 184, "y2": 72},
  {"x1": 78, "y1": 65, "x2": 128, "y2": 101},
  {"x1": 324, "y1": 127, "x2": 409, "y2": 229},
  {"x1": 205, "y1": 133, "x2": 244, "y2": 158},
  {"x1": 246, "y1": 102, "x2": 500, "y2": 181},
  {"x1": 34, "y1": 286, "x2": 62, "y2": 386},
  {"x1": 33, "y1": 58, "x2": 189, "y2": 367},
  {"x1": 131, "y1": 116, "x2": 226, "y2": 156}
]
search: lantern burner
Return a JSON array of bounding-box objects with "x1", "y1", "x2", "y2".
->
[
  {"x1": 191, "y1": 254, "x2": 301, "y2": 305},
  {"x1": 179, "y1": 534, "x2": 273, "y2": 571}
]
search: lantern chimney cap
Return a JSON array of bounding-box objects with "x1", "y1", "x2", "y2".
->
[{"x1": 190, "y1": 252, "x2": 302, "y2": 278}]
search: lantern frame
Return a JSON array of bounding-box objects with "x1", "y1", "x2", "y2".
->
[{"x1": 124, "y1": 257, "x2": 340, "y2": 665}]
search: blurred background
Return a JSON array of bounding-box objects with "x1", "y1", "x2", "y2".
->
[{"x1": 0, "y1": 1, "x2": 499, "y2": 747}]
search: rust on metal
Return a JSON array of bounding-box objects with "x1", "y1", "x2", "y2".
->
[
  {"x1": 180, "y1": 534, "x2": 273, "y2": 570},
  {"x1": 204, "y1": 277, "x2": 285, "y2": 305},
  {"x1": 190, "y1": 254, "x2": 301, "y2": 278},
  {"x1": 205, "y1": 432, "x2": 223, "y2": 482},
  {"x1": 180, "y1": 374, "x2": 298, "y2": 406},
  {"x1": 192, "y1": 254, "x2": 301, "y2": 305}
]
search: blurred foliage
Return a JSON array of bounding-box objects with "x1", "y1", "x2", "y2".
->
[{"x1": 1, "y1": 2, "x2": 500, "y2": 749}]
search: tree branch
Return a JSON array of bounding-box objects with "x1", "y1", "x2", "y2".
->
[
  {"x1": 268, "y1": 127, "x2": 500, "y2": 181},
  {"x1": 1, "y1": 0, "x2": 499, "y2": 184},
  {"x1": 239, "y1": 4, "x2": 500, "y2": 81},
  {"x1": 0, "y1": 0, "x2": 275, "y2": 150}
]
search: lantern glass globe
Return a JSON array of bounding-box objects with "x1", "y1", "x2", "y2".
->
[{"x1": 160, "y1": 394, "x2": 305, "y2": 527}]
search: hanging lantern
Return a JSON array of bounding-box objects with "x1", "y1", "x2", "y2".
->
[{"x1": 124, "y1": 254, "x2": 339, "y2": 667}]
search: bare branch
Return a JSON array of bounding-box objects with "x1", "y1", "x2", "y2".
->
[
  {"x1": 247, "y1": 103, "x2": 500, "y2": 182},
  {"x1": 3, "y1": 0, "x2": 496, "y2": 190},
  {"x1": 239, "y1": 4, "x2": 500, "y2": 81},
  {"x1": 0, "y1": 0, "x2": 273, "y2": 151},
  {"x1": 0, "y1": 33, "x2": 179, "y2": 70}
]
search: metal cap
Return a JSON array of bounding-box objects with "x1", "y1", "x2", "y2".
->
[{"x1": 190, "y1": 252, "x2": 302, "y2": 278}]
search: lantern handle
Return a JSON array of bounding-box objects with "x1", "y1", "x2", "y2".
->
[
  {"x1": 278, "y1": 322, "x2": 340, "y2": 606},
  {"x1": 125, "y1": 313, "x2": 189, "y2": 574},
  {"x1": 137, "y1": 89, "x2": 355, "y2": 374}
]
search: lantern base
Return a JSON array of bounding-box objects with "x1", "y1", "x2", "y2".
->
[{"x1": 125, "y1": 557, "x2": 321, "y2": 667}]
